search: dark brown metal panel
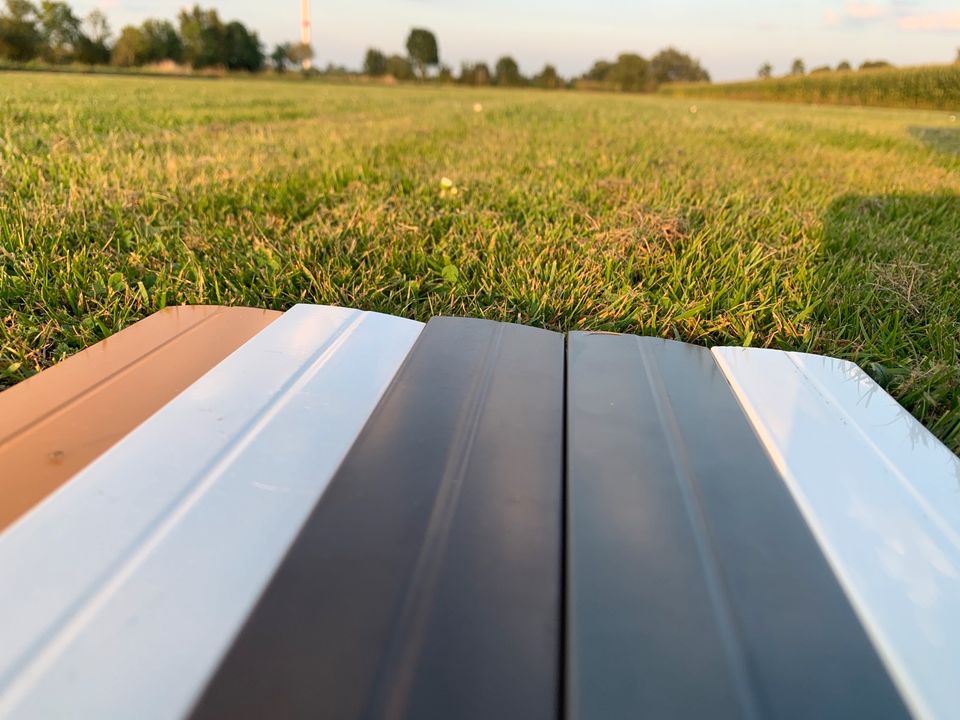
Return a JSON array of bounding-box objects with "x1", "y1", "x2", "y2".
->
[
  {"x1": 565, "y1": 332, "x2": 909, "y2": 720},
  {"x1": 191, "y1": 317, "x2": 564, "y2": 720},
  {"x1": 0, "y1": 306, "x2": 281, "y2": 531}
]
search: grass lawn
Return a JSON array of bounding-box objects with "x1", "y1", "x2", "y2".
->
[{"x1": 2, "y1": 72, "x2": 959, "y2": 450}]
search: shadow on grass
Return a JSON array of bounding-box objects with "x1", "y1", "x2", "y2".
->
[
  {"x1": 818, "y1": 193, "x2": 960, "y2": 452},
  {"x1": 908, "y1": 126, "x2": 960, "y2": 155}
]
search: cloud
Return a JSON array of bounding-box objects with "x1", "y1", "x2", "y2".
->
[
  {"x1": 824, "y1": 2, "x2": 893, "y2": 27},
  {"x1": 898, "y1": 11, "x2": 960, "y2": 31},
  {"x1": 845, "y1": 2, "x2": 890, "y2": 19},
  {"x1": 833, "y1": 2, "x2": 960, "y2": 32},
  {"x1": 824, "y1": 1, "x2": 959, "y2": 31}
]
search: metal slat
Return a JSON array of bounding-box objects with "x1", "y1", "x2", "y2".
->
[
  {"x1": 0, "y1": 305, "x2": 281, "y2": 531},
  {"x1": 566, "y1": 333, "x2": 908, "y2": 720},
  {"x1": 714, "y1": 347, "x2": 960, "y2": 720},
  {"x1": 0, "y1": 305, "x2": 423, "y2": 720},
  {"x1": 191, "y1": 317, "x2": 565, "y2": 720}
]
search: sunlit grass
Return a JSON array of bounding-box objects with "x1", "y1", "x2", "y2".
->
[{"x1": 2, "y1": 72, "x2": 958, "y2": 449}]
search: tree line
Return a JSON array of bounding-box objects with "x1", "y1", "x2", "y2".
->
[
  {"x1": 0, "y1": 1, "x2": 711, "y2": 91},
  {"x1": 362, "y1": 41, "x2": 566, "y2": 90},
  {"x1": 0, "y1": 0, "x2": 309, "y2": 72},
  {"x1": 365, "y1": 29, "x2": 710, "y2": 91}
]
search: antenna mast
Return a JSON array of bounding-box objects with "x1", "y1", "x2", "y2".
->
[{"x1": 300, "y1": 0, "x2": 312, "y2": 71}]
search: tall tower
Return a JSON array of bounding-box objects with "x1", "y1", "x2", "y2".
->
[{"x1": 300, "y1": 0, "x2": 312, "y2": 71}]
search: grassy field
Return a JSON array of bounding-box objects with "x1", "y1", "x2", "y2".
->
[
  {"x1": 2, "y1": 72, "x2": 959, "y2": 450},
  {"x1": 662, "y1": 63, "x2": 960, "y2": 111}
]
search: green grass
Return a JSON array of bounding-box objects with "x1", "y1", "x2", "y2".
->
[
  {"x1": 661, "y1": 63, "x2": 960, "y2": 111},
  {"x1": 2, "y1": 72, "x2": 959, "y2": 450}
]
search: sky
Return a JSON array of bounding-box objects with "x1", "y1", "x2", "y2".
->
[{"x1": 69, "y1": 0, "x2": 960, "y2": 81}]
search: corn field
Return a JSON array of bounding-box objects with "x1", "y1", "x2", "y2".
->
[{"x1": 661, "y1": 64, "x2": 960, "y2": 111}]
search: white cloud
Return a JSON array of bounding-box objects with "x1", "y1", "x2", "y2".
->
[
  {"x1": 898, "y1": 11, "x2": 960, "y2": 31},
  {"x1": 824, "y1": 2, "x2": 892, "y2": 27},
  {"x1": 825, "y1": 1, "x2": 960, "y2": 31},
  {"x1": 845, "y1": 2, "x2": 890, "y2": 19}
]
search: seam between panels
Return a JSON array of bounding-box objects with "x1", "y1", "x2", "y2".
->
[
  {"x1": 706, "y1": 348, "x2": 784, "y2": 486},
  {"x1": 300, "y1": 318, "x2": 427, "y2": 512}
]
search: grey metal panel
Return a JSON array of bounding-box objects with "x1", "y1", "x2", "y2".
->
[
  {"x1": 566, "y1": 332, "x2": 909, "y2": 720},
  {"x1": 191, "y1": 317, "x2": 564, "y2": 720}
]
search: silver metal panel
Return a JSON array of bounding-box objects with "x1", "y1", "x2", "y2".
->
[
  {"x1": 714, "y1": 347, "x2": 960, "y2": 720},
  {"x1": 0, "y1": 305, "x2": 423, "y2": 720}
]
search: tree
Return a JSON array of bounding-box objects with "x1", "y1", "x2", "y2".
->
[
  {"x1": 178, "y1": 5, "x2": 226, "y2": 69},
  {"x1": 495, "y1": 55, "x2": 523, "y2": 86},
  {"x1": 757, "y1": 62, "x2": 772, "y2": 79},
  {"x1": 322, "y1": 62, "x2": 349, "y2": 76},
  {"x1": 790, "y1": 58, "x2": 805, "y2": 76},
  {"x1": 73, "y1": 8, "x2": 110, "y2": 64},
  {"x1": 405, "y1": 27, "x2": 437, "y2": 79},
  {"x1": 0, "y1": 0, "x2": 43, "y2": 62},
  {"x1": 532, "y1": 63, "x2": 561, "y2": 89},
  {"x1": 859, "y1": 59, "x2": 892, "y2": 70},
  {"x1": 224, "y1": 21, "x2": 262, "y2": 71},
  {"x1": 141, "y1": 19, "x2": 182, "y2": 64},
  {"x1": 110, "y1": 24, "x2": 144, "y2": 66},
  {"x1": 385, "y1": 53, "x2": 413, "y2": 80},
  {"x1": 363, "y1": 47, "x2": 386, "y2": 76},
  {"x1": 74, "y1": 34, "x2": 108, "y2": 65},
  {"x1": 458, "y1": 61, "x2": 490, "y2": 86},
  {"x1": 437, "y1": 63, "x2": 453, "y2": 82},
  {"x1": 38, "y1": 0, "x2": 81, "y2": 63},
  {"x1": 810, "y1": 65, "x2": 832, "y2": 74},
  {"x1": 287, "y1": 41, "x2": 313, "y2": 70},
  {"x1": 651, "y1": 47, "x2": 710, "y2": 84},
  {"x1": 608, "y1": 53, "x2": 652, "y2": 92},
  {"x1": 837, "y1": 60, "x2": 852, "y2": 71},
  {"x1": 584, "y1": 60, "x2": 612, "y2": 83},
  {"x1": 270, "y1": 42, "x2": 290, "y2": 72},
  {"x1": 84, "y1": 8, "x2": 108, "y2": 43}
]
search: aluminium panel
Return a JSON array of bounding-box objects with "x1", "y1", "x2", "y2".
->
[
  {"x1": 714, "y1": 346, "x2": 960, "y2": 720},
  {"x1": 0, "y1": 305, "x2": 423, "y2": 720}
]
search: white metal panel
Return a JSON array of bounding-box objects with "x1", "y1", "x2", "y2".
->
[
  {"x1": 0, "y1": 304, "x2": 423, "y2": 720},
  {"x1": 713, "y1": 347, "x2": 960, "y2": 720}
]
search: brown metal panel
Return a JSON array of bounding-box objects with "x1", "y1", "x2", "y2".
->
[{"x1": 0, "y1": 306, "x2": 281, "y2": 531}]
